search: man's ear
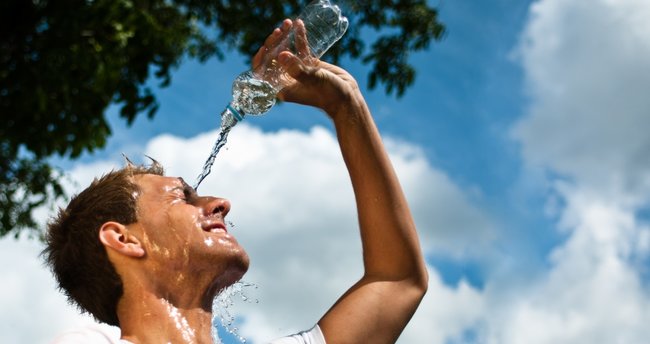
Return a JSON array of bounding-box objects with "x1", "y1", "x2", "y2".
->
[{"x1": 99, "y1": 221, "x2": 145, "y2": 258}]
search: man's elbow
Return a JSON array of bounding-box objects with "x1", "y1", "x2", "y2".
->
[
  {"x1": 400, "y1": 267, "x2": 429, "y2": 317},
  {"x1": 400, "y1": 264, "x2": 429, "y2": 304},
  {"x1": 413, "y1": 265, "x2": 429, "y2": 298}
]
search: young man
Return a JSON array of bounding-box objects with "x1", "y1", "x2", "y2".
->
[{"x1": 45, "y1": 19, "x2": 428, "y2": 343}]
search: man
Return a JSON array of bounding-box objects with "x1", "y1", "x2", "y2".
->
[{"x1": 45, "y1": 19, "x2": 428, "y2": 343}]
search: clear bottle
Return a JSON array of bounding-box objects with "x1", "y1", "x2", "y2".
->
[
  {"x1": 225, "y1": 0, "x2": 349, "y2": 124},
  {"x1": 194, "y1": 0, "x2": 348, "y2": 189}
]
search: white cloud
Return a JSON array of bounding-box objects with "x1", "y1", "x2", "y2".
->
[
  {"x1": 483, "y1": 186, "x2": 650, "y2": 343},
  {"x1": 512, "y1": 0, "x2": 650, "y2": 200},
  {"x1": 2, "y1": 123, "x2": 493, "y2": 343},
  {"x1": 494, "y1": 0, "x2": 650, "y2": 342}
]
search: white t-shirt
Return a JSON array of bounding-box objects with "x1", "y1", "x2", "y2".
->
[
  {"x1": 51, "y1": 323, "x2": 326, "y2": 344},
  {"x1": 269, "y1": 325, "x2": 325, "y2": 344}
]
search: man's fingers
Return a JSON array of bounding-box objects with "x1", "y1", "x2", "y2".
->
[
  {"x1": 268, "y1": 20, "x2": 292, "y2": 54},
  {"x1": 294, "y1": 19, "x2": 310, "y2": 59},
  {"x1": 280, "y1": 19, "x2": 292, "y2": 32},
  {"x1": 252, "y1": 46, "x2": 266, "y2": 70},
  {"x1": 253, "y1": 19, "x2": 293, "y2": 70},
  {"x1": 263, "y1": 28, "x2": 282, "y2": 50}
]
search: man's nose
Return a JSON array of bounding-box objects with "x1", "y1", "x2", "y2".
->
[{"x1": 201, "y1": 197, "x2": 231, "y2": 217}]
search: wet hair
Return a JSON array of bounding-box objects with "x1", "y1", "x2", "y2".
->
[{"x1": 42, "y1": 159, "x2": 164, "y2": 326}]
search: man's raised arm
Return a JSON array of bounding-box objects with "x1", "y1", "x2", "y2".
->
[{"x1": 273, "y1": 22, "x2": 428, "y2": 344}]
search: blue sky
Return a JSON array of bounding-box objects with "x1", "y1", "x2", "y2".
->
[{"x1": 3, "y1": 0, "x2": 650, "y2": 343}]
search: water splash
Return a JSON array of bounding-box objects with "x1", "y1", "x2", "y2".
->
[
  {"x1": 212, "y1": 281, "x2": 260, "y2": 343},
  {"x1": 194, "y1": 108, "x2": 239, "y2": 190}
]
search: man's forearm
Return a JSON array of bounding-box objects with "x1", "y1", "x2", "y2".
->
[{"x1": 330, "y1": 94, "x2": 428, "y2": 287}]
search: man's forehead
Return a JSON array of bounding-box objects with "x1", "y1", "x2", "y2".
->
[{"x1": 133, "y1": 174, "x2": 186, "y2": 192}]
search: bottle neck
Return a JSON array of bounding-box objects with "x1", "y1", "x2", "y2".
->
[
  {"x1": 220, "y1": 103, "x2": 245, "y2": 129},
  {"x1": 226, "y1": 103, "x2": 245, "y2": 122}
]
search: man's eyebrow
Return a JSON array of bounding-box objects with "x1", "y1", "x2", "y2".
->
[{"x1": 176, "y1": 177, "x2": 197, "y2": 195}]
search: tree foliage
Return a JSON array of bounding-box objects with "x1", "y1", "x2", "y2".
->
[{"x1": 0, "y1": 0, "x2": 444, "y2": 237}]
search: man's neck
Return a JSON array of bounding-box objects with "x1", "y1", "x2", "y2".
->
[{"x1": 117, "y1": 288, "x2": 214, "y2": 343}]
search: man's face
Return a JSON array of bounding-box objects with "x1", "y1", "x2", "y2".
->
[{"x1": 130, "y1": 174, "x2": 249, "y2": 285}]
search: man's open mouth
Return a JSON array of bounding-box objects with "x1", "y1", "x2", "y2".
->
[{"x1": 202, "y1": 220, "x2": 227, "y2": 234}]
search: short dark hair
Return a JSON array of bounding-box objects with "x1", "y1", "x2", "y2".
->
[{"x1": 42, "y1": 161, "x2": 164, "y2": 326}]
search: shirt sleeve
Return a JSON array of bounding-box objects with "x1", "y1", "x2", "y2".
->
[{"x1": 269, "y1": 325, "x2": 326, "y2": 344}]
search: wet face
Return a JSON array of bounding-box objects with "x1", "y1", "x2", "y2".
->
[{"x1": 131, "y1": 174, "x2": 249, "y2": 288}]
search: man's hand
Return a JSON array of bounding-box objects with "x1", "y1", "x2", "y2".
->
[{"x1": 252, "y1": 19, "x2": 362, "y2": 119}]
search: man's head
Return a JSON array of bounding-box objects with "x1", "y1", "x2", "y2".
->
[
  {"x1": 43, "y1": 161, "x2": 248, "y2": 326},
  {"x1": 108, "y1": 172, "x2": 250, "y2": 308}
]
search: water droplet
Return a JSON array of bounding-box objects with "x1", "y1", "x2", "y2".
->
[{"x1": 211, "y1": 281, "x2": 260, "y2": 343}]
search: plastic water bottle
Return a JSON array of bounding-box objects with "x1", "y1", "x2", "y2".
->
[
  {"x1": 194, "y1": 0, "x2": 348, "y2": 189},
  {"x1": 226, "y1": 0, "x2": 349, "y2": 123}
]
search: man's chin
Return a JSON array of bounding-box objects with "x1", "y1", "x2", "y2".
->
[
  {"x1": 202, "y1": 259, "x2": 250, "y2": 311},
  {"x1": 226, "y1": 247, "x2": 250, "y2": 278},
  {"x1": 226, "y1": 251, "x2": 250, "y2": 283}
]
